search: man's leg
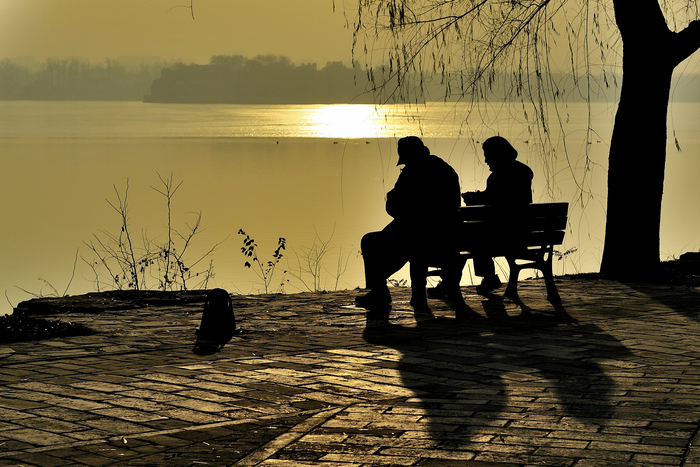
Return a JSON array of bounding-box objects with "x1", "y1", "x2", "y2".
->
[
  {"x1": 428, "y1": 227, "x2": 465, "y2": 302},
  {"x1": 409, "y1": 257, "x2": 429, "y2": 311},
  {"x1": 357, "y1": 223, "x2": 409, "y2": 308},
  {"x1": 440, "y1": 255, "x2": 468, "y2": 301},
  {"x1": 361, "y1": 231, "x2": 390, "y2": 290},
  {"x1": 473, "y1": 255, "x2": 502, "y2": 294}
]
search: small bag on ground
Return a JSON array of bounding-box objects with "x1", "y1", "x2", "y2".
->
[{"x1": 196, "y1": 288, "x2": 236, "y2": 343}]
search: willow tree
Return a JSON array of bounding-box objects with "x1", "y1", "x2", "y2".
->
[{"x1": 351, "y1": 0, "x2": 700, "y2": 279}]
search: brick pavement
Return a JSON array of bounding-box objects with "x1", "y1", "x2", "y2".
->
[{"x1": 1, "y1": 276, "x2": 700, "y2": 466}]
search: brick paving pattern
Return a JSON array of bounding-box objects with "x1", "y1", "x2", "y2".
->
[{"x1": 0, "y1": 276, "x2": 699, "y2": 466}]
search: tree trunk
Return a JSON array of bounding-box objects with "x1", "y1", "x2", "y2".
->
[
  {"x1": 600, "y1": 1, "x2": 700, "y2": 279},
  {"x1": 600, "y1": 60, "x2": 672, "y2": 278}
]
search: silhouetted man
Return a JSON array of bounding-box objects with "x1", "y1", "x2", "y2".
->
[
  {"x1": 356, "y1": 136, "x2": 462, "y2": 311},
  {"x1": 462, "y1": 136, "x2": 533, "y2": 294}
]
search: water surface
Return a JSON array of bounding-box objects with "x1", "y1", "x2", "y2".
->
[{"x1": 1, "y1": 101, "x2": 698, "y2": 314}]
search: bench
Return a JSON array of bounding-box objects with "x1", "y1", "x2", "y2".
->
[{"x1": 426, "y1": 202, "x2": 569, "y2": 304}]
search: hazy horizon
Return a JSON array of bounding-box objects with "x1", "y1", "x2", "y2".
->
[
  {"x1": 1, "y1": 53, "x2": 354, "y2": 70},
  {"x1": 0, "y1": 0, "x2": 352, "y2": 66},
  {"x1": 4, "y1": 0, "x2": 700, "y2": 81}
]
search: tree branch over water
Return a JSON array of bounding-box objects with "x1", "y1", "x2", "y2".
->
[{"x1": 350, "y1": 0, "x2": 700, "y2": 278}]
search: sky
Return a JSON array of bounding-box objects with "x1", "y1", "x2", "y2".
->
[{"x1": 0, "y1": 0, "x2": 354, "y2": 65}]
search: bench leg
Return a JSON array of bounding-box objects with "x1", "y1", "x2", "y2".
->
[
  {"x1": 504, "y1": 247, "x2": 562, "y2": 304},
  {"x1": 504, "y1": 257, "x2": 521, "y2": 302},
  {"x1": 542, "y1": 255, "x2": 561, "y2": 304}
]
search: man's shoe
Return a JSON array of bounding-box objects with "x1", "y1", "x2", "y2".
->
[
  {"x1": 410, "y1": 296, "x2": 430, "y2": 313},
  {"x1": 429, "y1": 282, "x2": 464, "y2": 301},
  {"x1": 476, "y1": 275, "x2": 503, "y2": 295},
  {"x1": 355, "y1": 288, "x2": 392, "y2": 309}
]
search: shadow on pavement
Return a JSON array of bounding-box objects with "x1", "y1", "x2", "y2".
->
[
  {"x1": 362, "y1": 297, "x2": 630, "y2": 446},
  {"x1": 623, "y1": 280, "x2": 700, "y2": 323}
]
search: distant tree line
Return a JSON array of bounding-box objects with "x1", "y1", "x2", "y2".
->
[
  {"x1": 146, "y1": 54, "x2": 700, "y2": 104},
  {"x1": 1, "y1": 55, "x2": 697, "y2": 104},
  {"x1": 145, "y1": 55, "x2": 375, "y2": 104},
  {"x1": 0, "y1": 58, "x2": 162, "y2": 101}
]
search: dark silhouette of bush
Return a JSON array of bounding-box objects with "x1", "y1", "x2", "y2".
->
[{"x1": 0, "y1": 315, "x2": 94, "y2": 344}]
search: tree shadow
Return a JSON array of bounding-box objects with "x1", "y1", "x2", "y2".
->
[
  {"x1": 362, "y1": 297, "x2": 630, "y2": 445},
  {"x1": 622, "y1": 280, "x2": 700, "y2": 324}
]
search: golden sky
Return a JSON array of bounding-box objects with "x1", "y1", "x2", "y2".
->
[{"x1": 0, "y1": 0, "x2": 352, "y2": 65}]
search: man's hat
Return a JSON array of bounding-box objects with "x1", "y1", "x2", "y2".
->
[{"x1": 397, "y1": 136, "x2": 428, "y2": 165}]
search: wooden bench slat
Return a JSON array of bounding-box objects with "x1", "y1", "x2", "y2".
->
[
  {"x1": 457, "y1": 202, "x2": 569, "y2": 221},
  {"x1": 460, "y1": 217, "x2": 567, "y2": 235},
  {"x1": 457, "y1": 230, "x2": 566, "y2": 254}
]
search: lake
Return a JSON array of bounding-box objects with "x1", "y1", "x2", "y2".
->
[{"x1": 1, "y1": 100, "x2": 698, "y2": 315}]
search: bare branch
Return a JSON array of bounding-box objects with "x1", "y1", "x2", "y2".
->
[
  {"x1": 167, "y1": 0, "x2": 194, "y2": 20},
  {"x1": 61, "y1": 247, "x2": 79, "y2": 296}
]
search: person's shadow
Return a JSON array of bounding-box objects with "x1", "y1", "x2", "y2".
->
[{"x1": 363, "y1": 296, "x2": 629, "y2": 445}]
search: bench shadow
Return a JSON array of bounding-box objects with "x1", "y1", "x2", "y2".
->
[{"x1": 362, "y1": 298, "x2": 630, "y2": 446}]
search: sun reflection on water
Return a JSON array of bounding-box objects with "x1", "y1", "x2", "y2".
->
[{"x1": 305, "y1": 104, "x2": 393, "y2": 138}]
